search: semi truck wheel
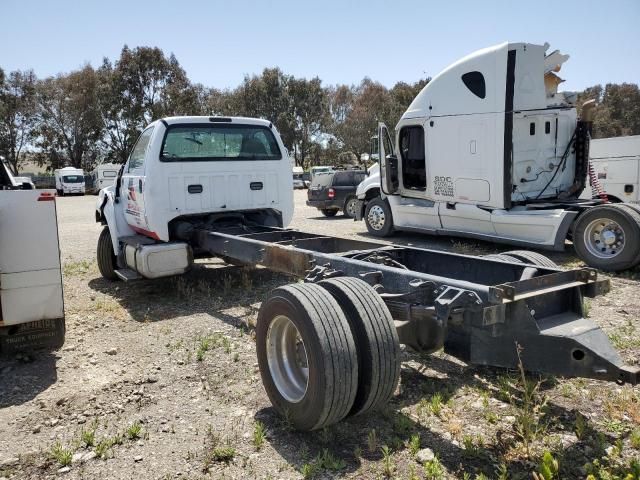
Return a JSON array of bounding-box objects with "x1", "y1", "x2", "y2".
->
[
  {"x1": 573, "y1": 204, "x2": 640, "y2": 271},
  {"x1": 364, "y1": 197, "x2": 394, "y2": 237},
  {"x1": 318, "y1": 277, "x2": 400, "y2": 417},
  {"x1": 501, "y1": 250, "x2": 559, "y2": 268},
  {"x1": 321, "y1": 209, "x2": 338, "y2": 217},
  {"x1": 256, "y1": 283, "x2": 358, "y2": 431},
  {"x1": 97, "y1": 227, "x2": 119, "y2": 281},
  {"x1": 343, "y1": 196, "x2": 359, "y2": 218}
]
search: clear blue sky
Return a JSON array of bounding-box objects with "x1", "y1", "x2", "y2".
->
[{"x1": 1, "y1": 0, "x2": 638, "y2": 92}]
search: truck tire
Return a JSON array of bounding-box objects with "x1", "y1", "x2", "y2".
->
[
  {"x1": 256, "y1": 283, "x2": 358, "y2": 431},
  {"x1": 97, "y1": 227, "x2": 119, "y2": 281},
  {"x1": 483, "y1": 253, "x2": 524, "y2": 264},
  {"x1": 501, "y1": 250, "x2": 559, "y2": 268},
  {"x1": 318, "y1": 277, "x2": 400, "y2": 417},
  {"x1": 365, "y1": 197, "x2": 394, "y2": 237},
  {"x1": 343, "y1": 196, "x2": 359, "y2": 218},
  {"x1": 321, "y1": 209, "x2": 338, "y2": 217},
  {"x1": 573, "y1": 204, "x2": 640, "y2": 271}
]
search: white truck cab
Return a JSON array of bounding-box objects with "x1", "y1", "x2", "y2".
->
[
  {"x1": 356, "y1": 42, "x2": 640, "y2": 271},
  {"x1": 96, "y1": 116, "x2": 294, "y2": 280},
  {"x1": 55, "y1": 166, "x2": 85, "y2": 196}
]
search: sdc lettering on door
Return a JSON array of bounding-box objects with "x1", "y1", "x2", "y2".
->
[{"x1": 434, "y1": 176, "x2": 454, "y2": 197}]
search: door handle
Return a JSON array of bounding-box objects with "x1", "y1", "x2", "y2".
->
[
  {"x1": 188, "y1": 184, "x2": 203, "y2": 194},
  {"x1": 250, "y1": 182, "x2": 263, "y2": 191},
  {"x1": 138, "y1": 179, "x2": 143, "y2": 193}
]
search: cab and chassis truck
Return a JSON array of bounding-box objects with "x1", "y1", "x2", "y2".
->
[
  {"x1": 95, "y1": 109, "x2": 637, "y2": 431},
  {"x1": 355, "y1": 42, "x2": 640, "y2": 272}
]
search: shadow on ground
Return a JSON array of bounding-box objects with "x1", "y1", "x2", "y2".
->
[
  {"x1": 87, "y1": 262, "x2": 294, "y2": 323},
  {"x1": 0, "y1": 353, "x2": 58, "y2": 408}
]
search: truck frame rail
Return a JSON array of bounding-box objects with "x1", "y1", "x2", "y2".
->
[{"x1": 195, "y1": 223, "x2": 638, "y2": 386}]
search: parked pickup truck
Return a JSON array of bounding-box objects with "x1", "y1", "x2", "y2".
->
[
  {"x1": 0, "y1": 158, "x2": 65, "y2": 354},
  {"x1": 306, "y1": 170, "x2": 366, "y2": 217}
]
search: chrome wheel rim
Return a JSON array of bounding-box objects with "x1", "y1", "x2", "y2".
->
[
  {"x1": 346, "y1": 199, "x2": 357, "y2": 217},
  {"x1": 583, "y1": 217, "x2": 625, "y2": 259},
  {"x1": 266, "y1": 315, "x2": 309, "y2": 403},
  {"x1": 367, "y1": 205, "x2": 386, "y2": 231}
]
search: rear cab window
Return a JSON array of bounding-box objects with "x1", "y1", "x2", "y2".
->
[
  {"x1": 160, "y1": 124, "x2": 282, "y2": 161},
  {"x1": 128, "y1": 127, "x2": 155, "y2": 172},
  {"x1": 331, "y1": 171, "x2": 366, "y2": 187}
]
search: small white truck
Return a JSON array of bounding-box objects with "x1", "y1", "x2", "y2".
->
[
  {"x1": 55, "y1": 166, "x2": 86, "y2": 196},
  {"x1": 95, "y1": 116, "x2": 293, "y2": 281},
  {"x1": 354, "y1": 42, "x2": 640, "y2": 271},
  {"x1": 582, "y1": 135, "x2": 640, "y2": 204},
  {"x1": 94, "y1": 115, "x2": 637, "y2": 432},
  {"x1": 0, "y1": 159, "x2": 65, "y2": 354}
]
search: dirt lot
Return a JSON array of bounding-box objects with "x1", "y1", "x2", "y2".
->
[{"x1": 1, "y1": 191, "x2": 639, "y2": 480}]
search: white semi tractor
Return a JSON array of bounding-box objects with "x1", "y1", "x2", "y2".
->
[
  {"x1": 0, "y1": 159, "x2": 65, "y2": 354},
  {"x1": 354, "y1": 42, "x2": 640, "y2": 272},
  {"x1": 95, "y1": 114, "x2": 637, "y2": 431},
  {"x1": 54, "y1": 166, "x2": 85, "y2": 196}
]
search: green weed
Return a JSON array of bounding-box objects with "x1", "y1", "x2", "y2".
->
[{"x1": 49, "y1": 441, "x2": 72, "y2": 466}]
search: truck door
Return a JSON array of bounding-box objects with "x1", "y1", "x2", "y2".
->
[
  {"x1": 390, "y1": 122, "x2": 442, "y2": 231},
  {"x1": 122, "y1": 126, "x2": 154, "y2": 236},
  {"x1": 378, "y1": 123, "x2": 399, "y2": 195},
  {"x1": 0, "y1": 189, "x2": 65, "y2": 352}
]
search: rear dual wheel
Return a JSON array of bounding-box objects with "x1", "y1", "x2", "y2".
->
[
  {"x1": 483, "y1": 250, "x2": 559, "y2": 268},
  {"x1": 256, "y1": 279, "x2": 400, "y2": 431}
]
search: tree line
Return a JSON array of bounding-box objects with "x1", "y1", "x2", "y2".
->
[{"x1": 1, "y1": 45, "x2": 639, "y2": 175}]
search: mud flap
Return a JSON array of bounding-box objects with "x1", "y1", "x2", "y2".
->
[{"x1": 0, "y1": 318, "x2": 65, "y2": 356}]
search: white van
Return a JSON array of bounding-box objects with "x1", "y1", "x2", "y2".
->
[
  {"x1": 54, "y1": 167, "x2": 85, "y2": 196},
  {"x1": 89, "y1": 163, "x2": 120, "y2": 194}
]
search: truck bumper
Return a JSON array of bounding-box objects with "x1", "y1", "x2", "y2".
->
[
  {"x1": 306, "y1": 200, "x2": 336, "y2": 209},
  {"x1": 0, "y1": 317, "x2": 65, "y2": 355}
]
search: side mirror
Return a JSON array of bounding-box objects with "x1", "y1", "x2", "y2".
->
[{"x1": 21, "y1": 182, "x2": 34, "y2": 190}]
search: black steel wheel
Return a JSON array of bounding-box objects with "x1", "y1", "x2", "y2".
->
[
  {"x1": 364, "y1": 197, "x2": 394, "y2": 237},
  {"x1": 97, "y1": 227, "x2": 119, "y2": 281},
  {"x1": 319, "y1": 277, "x2": 400, "y2": 417},
  {"x1": 256, "y1": 283, "x2": 358, "y2": 430}
]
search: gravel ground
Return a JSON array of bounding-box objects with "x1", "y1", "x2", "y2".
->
[{"x1": 0, "y1": 191, "x2": 638, "y2": 480}]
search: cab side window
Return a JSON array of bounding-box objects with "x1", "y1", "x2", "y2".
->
[
  {"x1": 128, "y1": 127, "x2": 154, "y2": 172},
  {"x1": 399, "y1": 126, "x2": 426, "y2": 191}
]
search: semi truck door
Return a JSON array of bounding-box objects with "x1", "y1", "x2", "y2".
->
[
  {"x1": 378, "y1": 123, "x2": 399, "y2": 195},
  {"x1": 122, "y1": 126, "x2": 154, "y2": 236}
]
